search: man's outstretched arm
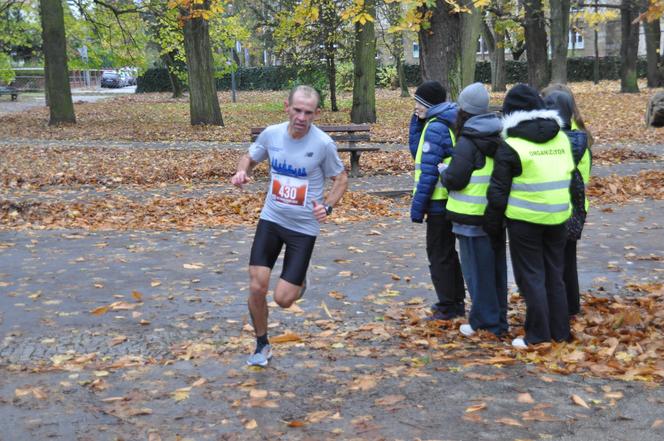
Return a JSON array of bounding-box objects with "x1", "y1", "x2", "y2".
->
[{"x1": 231, "y1": 154, "x2": 258, "y2": 188}]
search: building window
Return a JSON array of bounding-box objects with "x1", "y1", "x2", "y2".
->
[
  {"x1": 477, "y1": 36, "x2": 489, "y2": 55},
  {"x1": 413, "y1": 42, "x2": 419, "y2": 59},
  {"x1": 569, "y1": 30, "x2": 584, "y2": 49}
]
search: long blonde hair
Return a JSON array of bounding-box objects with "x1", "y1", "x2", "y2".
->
[{"x1": 541, "y1": 84, "x2": 593, "y2": 146}]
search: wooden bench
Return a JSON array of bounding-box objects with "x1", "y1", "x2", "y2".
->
[
  {"x1": 0, "y1": 86, "x2": 18, "y2": 101},
  {"x1": 250, "y1": 124, "x2": 377, "y2": 177}
]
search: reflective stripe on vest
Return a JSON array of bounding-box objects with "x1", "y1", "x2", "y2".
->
[
  {"x1": 505, "y1": 132, "x2": 574, "y2": 225},
  {"x1": 578, "y1": 148, "x2": 591, "y2": 211},
  {"x1": 447, "y1": 157, "x2": 494, "y2": 217},
  {"x1": 413, "y1": 117, "x2": 456, "y2": 200}
]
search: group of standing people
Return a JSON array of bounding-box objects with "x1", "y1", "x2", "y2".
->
[
  {"x1": 232, "y1": 81, "x2": 592, "y2": 367},
  {"x1": 411, "y1": 80, "x2": 592, "y2": 349}
]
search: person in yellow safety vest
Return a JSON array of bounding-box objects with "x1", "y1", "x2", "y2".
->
[
  {"x1": 543, "y1": 89, "x2": 592, "y2": 318},
  {"x1": 439, "y1": 82, "x2": 508, "y2": 337},
  {"x1": 484, "y1": 84, "x2": 575, "y2": 349},
  {"x1": 409, "y1": 80, "x2": 466, "y2": 320}
]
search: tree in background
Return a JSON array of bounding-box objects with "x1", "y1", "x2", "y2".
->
[
  {"x1": 522, "y1": 0, "x2": 548, "y2": 89},
  {"x1": 401, "y1": 0, "x2": 484, "y2": 99},
  {"x1": 170, "y1": 0, "x2": 224, "y2": 125},
  {"x1": 571, "y1": 2, "x2": 619, "y2": 85},
  {"x1": 377, "y1": 0, "x2": 410, "y2": 97},
  {"x1": 620, "y1": 0, "x2": 640, "y2": 92},
  {"x1": 481, "y1": 0, "x2": 521, "y2": 92},
  {"x1": 274, "y1": 0, "x2": 352, "y2": 111},
  {"x1": 550, "y1": 0, "x2": 570, "y2": 84},
  {"x1": 346, "y1": 0, "x2": 376, "y2": 123},
  {"x1": 640, "y1": 0, "x2": 663, "y2": 87},
  {"x1": 68, "y1": 0, "x2": 148, "y2": 70},
  {"x1": 1, "y1": 0, "x2": 42, "y2": 64},
  {"x1": 40, "y1": 0, "x2": 75, "y2": 124}
]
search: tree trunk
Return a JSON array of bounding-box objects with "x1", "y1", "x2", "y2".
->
[
  {"x1": 523, "y1": 0, "x2": 549, "y2": 90},
  {"x1": 182, "y1": 4, "x2": 223, "y2": 125},
  {"x1": 396, "y1": 56, "x2": 409, "y2": 97},
  {"x1": 161, "y1": 51, "x2": 184, "y2": 98},
  {"x1": 386, "y1": 1, "x2": 409, "y2": 97},
  {"x1": 482, "y1": 18, "x2": 506, "y2": 92},
  {"x1": 418, "y1": 1, "x2": 462, "y2": 99},
  {"x1": 644, "y1": 12, "x2": 662, "y2": 87},
  {"x1": 40, "y1": 0, "x2": 75, "y2": 125},
  {"x1": 550, "y1": 0, "x2": 570, "y2": 84},
  {"x1": 620, "y1": 0, "x2": 640, "y2": 93},
  {"x1": 460, "y1": 4, "x2": 482, "y2": 89},
  {"x1": 326, "y1": 48, "x2": 338, "y2": 112},
  {"x1": 351, "y1": 0, "x2": 376, "y2": 123},
  {"x1": 594, "y1": 26, "x2": 600, "y2": 84}
]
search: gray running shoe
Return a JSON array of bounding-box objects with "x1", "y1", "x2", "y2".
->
[{"x1": 246, "y1": 344, "x2": 273, "y2": 367}]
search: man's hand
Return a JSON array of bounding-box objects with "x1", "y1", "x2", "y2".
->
[
  {"x1": 231, "y1": 170, "x2": 250, "y2": 188},
  {"x1": 312, "y1": 200, "x2": 327, "y2": 223}
]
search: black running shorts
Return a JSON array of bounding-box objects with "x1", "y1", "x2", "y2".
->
[{"x1": 249, "y1": 219, "x2": 316, "y2": 285}]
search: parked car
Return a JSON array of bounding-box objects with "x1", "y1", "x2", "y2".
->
[
  {"x1": 101, "y1": 71, "x2": 126, "y2": 88},
  {"x1": 120, "y1": 68, "x2": 137, "y2": 86}
]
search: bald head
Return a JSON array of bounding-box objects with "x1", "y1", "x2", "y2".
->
[{"x1": 288, "y1": 85, "x2": 320, "y2": 108}]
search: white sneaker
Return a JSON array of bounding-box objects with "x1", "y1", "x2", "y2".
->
[
  {"x1": 459, "y1": 324, "x2": 476, "y2": 337},
  {"x1": 246, "y1": 344, "x2": 273, "y2": 367},
  {"x1": 512, "y1": 337, "x2": 527, "y2": 349}
]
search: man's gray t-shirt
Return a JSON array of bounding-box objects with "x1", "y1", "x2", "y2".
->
[{"x1": 249, "y1": 122, "x2": 345, "y2": 236}]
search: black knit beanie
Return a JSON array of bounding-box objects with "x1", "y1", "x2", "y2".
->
[
  {"x1": 502, "y1": 83, "x2": 545, "y2": 115},
  {"x1": 415, "y1": 80, "x2": 446, "y2": 108}
]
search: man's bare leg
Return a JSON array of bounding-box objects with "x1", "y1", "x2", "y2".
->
[
  {"x1": 273, "y1": 278, "x2": 305, "y2": 308},
  {"x1": 248, "y1": 266, "x2": 271, "y2": 337}
]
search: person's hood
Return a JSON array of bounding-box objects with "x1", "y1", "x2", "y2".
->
[
  {"x1": 461, "y1": 112, "x2": 502, "y2": 157},
  {"x1": 426, "y1": 101, "x2": 458, "y2": 127},
  {"x1": 502, "y1": 109, "x2": 563, "y2": 143},
  {"x1": 544, "y1": 91, "x2": 574, "y2": 130}
]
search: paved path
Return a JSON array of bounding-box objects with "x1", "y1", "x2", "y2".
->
[{"x1": 0, "y1": 139, "x2": 663, "y2": 440}]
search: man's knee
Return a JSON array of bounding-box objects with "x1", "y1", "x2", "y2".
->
[
  {"x1": 248, "y1": 266, "x2": 270, "y2": 297},
  {"x1": 274, "y1": 293, "x2": 295, "y2": 308},
  {"x1": 249, "y1": 278, "x2": 269, "y2": 297}
]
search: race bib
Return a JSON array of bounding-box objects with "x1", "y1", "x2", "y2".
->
[{"x1": 271, "y1": 174, "x2": 309, "y2": 207}]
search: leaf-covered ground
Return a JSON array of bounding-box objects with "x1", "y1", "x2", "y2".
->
[
  {"x1": 1, "y1": 83, "x2": 664, "y2": 439},
  {"x1": 0, "y1": 146, "x2": 413, "y2": 189},
  {"x1": 0, "y1": 81, "x2": 662, "y2": 145}
]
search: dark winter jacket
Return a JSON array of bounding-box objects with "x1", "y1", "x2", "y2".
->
[
  {"x1": 441, "y1": 112, "x2": 502, "y2": 225},
  {"x1": 484, "y1": 109, "x2": 571, "y2": 236},
  {"x1": 409, "y1": 102, "x2": 458, "y2": 222}
]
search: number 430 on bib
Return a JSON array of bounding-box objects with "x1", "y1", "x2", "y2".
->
[{"x1": 271, "y1": 174, "x2": 309, "y2": 207}]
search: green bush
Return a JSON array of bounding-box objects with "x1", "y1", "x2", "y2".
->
[
  {"x1": 136, "y1": 57, "x2": 650, "y2": 94},
  {"x1": 0, "y1": 53, "x2": 16, "y2": 84},
  {"x1": 334, "y1": 62, "x2": 354, "y2": 92},
  {"x1": 377, "y1": 64, "x2": 398, "y2": 89},
  {"x1": 136, "y1": 67, "x2": 183, "y2": 93}
]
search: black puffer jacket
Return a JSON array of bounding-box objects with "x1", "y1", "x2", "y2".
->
[
  {"x1": 484, "y1": 109, "x2": 568, "y2": 237},
  {"x1": 441, "y1": 112, "x2": 502, "y2": 225}
]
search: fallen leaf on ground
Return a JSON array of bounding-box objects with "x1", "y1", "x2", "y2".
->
[
  {"x1": 374, "y1": 395, "x2": 405, "y2": 406},
  {"x1": 465, "y1": 402, "x2": 487, "y2": 413},
  {"x1": 571, "y1": 394, "x2": 590, "y2": 409}
]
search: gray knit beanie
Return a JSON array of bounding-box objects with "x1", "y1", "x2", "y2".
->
[{"x1": 457, "y1": 82, "x2": 489, "y2": 115}]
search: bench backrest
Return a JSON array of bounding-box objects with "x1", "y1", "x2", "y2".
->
[{"x1": 250, "y1": 124, "x2": 370, "y2": 142}]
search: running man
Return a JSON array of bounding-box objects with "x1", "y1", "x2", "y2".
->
[{"x1": 231, "y1": 85, "x2": 348, "y2": 367}]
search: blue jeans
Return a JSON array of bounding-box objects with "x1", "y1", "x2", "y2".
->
[{"x1": 457, "y1": 234, "x2": 508, "y2": 335}]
